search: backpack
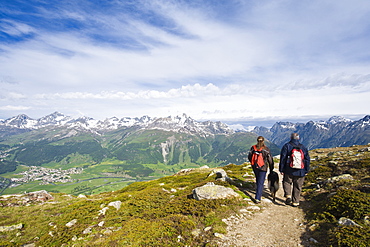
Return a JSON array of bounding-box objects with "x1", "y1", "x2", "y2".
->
[
  {"x1": 251, "y1": 145, "x2": 265, "y2": 169},
  {"x1": 289, "y1": 144, "x2": 305, "y2": 169}
]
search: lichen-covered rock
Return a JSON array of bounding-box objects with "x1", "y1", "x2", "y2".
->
[
  {"x1": 25, "y1": 190, "x2": 53, "y2": 202},
  {"x1": 325, "y1": 174, "x2": 354, "y2": 183},
  {"x1": 192, "y1": 182, "x2": 241, "y2": 200},
  {"x1": 0, "y1": 223, "x2": 23, "y2": 232}
]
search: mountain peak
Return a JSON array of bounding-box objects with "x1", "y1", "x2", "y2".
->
[{"x1": 327, "y1": 116, "x2": 351, "y2": 124}]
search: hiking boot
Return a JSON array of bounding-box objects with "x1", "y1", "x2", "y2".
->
[
  {"x1": 255, "y1": 199, "x2": 261, "y2": 204},
  {"x1": 285, "y1": 197, "x2": 292, "y2": 205}
]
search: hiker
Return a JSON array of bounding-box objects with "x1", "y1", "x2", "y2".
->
[
  {"x1": 279, "y1": 133, "x2": 310, "y2": 207},
  {"x1": 248, "y1": 136, "x2": 274, "y2": 203}
]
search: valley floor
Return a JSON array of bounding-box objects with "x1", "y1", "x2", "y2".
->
[{"x1": 215, "y1": 171, "x2": 314, "y2": 247}]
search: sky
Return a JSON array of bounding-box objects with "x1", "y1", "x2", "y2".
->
[{"x1": 1, "y1": 0, "x2": 370, "y2": 126}]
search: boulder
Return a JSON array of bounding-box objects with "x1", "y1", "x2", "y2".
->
[
  {"x1": 25, "y1": 190, "x2": 53, "y2": 202},
  {"x1": 192, "y1": 182, "x2": 241, "y2": 200},
  {"x1": 108, "y1": 201, "x2": 122, "y2": 210},
  {"x1": 338, "y1": 217, "x2": 362, "y2": 227}
]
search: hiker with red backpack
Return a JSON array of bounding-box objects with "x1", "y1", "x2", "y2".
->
[
  {"x1": 279, "y1": 133, "x2": 310, "y2": 207},
  {"x1": 248, "y1": 136, "x2": 274, "y2": 203}
]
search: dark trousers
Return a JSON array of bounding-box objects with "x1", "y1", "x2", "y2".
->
[
  {"x1": 253, "y1": 168, "x2": 267, "y2": 200},
  {"x1": 282, "y1": 174, "x2": 305, "y2": 203}
]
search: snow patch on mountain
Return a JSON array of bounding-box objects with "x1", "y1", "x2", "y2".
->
[{"x1": 0, "y1": 112, "x2": 234, "y2": 136}]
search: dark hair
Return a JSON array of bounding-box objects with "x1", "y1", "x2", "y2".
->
[
  {"x1": 256, "y1": 136, "x2": 265, "y2": 149},
  {"x1": 291, "y1": 133, "x2": 300, "y2": 140}
]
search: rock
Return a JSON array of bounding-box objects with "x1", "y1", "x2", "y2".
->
[
  {"x1": 325, "y1": 174, "x2": 354, "y2": 183},
  {"x1": 83, "y1": 227, "x2": 93, "y2": 234},
  {"x1": 364, "y1": 216, "x2": 370, "y2": 226},
  {"x1": 239, "y1": 209, "x2": 249, "y2": 213},
  {"x1": 99, "y1": 207, "x2": 109, "y2": 215},
  {"x1": 23, "y1": 244, "x2": 35, "y2": 247},
  {"x1": 262, "y1": 198, "x2": 273, "y2": 203},
  {"x1": 108, "y1": 201, "x2": 122, "y2": 210},
  {"x1": 25, "y1": 190, "x2": 53, "y2": 202},
  {"x1": 103, "y1": 229, "x2": 113, "y2": 235},
  {"x1": 338, "y1": 217, "x2": 362, "y2": 227},
  {"x1": 208, "y1": 168, "x2": 229, "y2": 181},
  {"x1": 204, "y1": 226, "x2": 212, "y2": 231},
  {"x1": 0, "y1": 223, "x2": 23, "y2": 232},
  {"x1": 77, "y1": 194, "x2": 87, "y2": 198},
  {"x1": 214, "y1": 233, "x2": 225, "y2": 238},
  {"x1": 192, "y1": 182, "x2": 241, "y2": 200},
  {"x1": 191, "y1": 229, "x2": 201, "y2": 237},
  {"x1": 246, "y1": 206, "x2": 260, "y2": 211},
  {"x1": 309, "y1": 237, "x2": 318, "y2": 243},
  {"x1": 66, "y1": 219, "x2": 77, "y2": 227},
  {"x1": 98, "y1": 221, "x2": 105, "y2": 227}
]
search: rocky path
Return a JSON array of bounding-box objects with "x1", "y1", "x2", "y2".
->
[{"x1": 215, "y1": 173, "x2": 315, "y2": 247}]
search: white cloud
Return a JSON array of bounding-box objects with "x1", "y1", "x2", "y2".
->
[
  {"x1": 0, "y1": 105, "x2": 31, "y2": 111},
  {"x1": 0, "y1": 0, "x2": 370, "y2": 122}
]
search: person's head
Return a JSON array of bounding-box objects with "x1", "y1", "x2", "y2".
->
[
  {"x1": 256, "y1": 136, "x2": 265, "y2": 148},
  {"x1": 291, "y1": 133, "x2": 300, "y2": 140}
]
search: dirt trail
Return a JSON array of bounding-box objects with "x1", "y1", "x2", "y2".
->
[{"x1": 215, "y1": 172, "x2": 315, "y2": 247}]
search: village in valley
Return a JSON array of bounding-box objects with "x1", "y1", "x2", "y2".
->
[{"x1": 10, "y1": 166, "x2": 83, "y2": 186}]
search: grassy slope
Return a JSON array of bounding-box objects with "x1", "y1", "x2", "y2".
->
[
  {"x1": 0, "y1": 145, "x2": 369, "y2": 246},
  {"x1": 0, "y1": 164, "x2": 254, "y2": 246},
  {"x1": 303, "y1": 145, "x2": 370, "y2": 246}
]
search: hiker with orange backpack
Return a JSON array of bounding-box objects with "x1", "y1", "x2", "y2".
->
[
  {"x1": 279, "y1": 133, "x2": 310, "y2": 207},
  {"x1": 248, "y1": 136, "x2": 274, "y2": 203}
]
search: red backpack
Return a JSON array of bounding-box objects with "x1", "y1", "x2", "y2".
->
[
  {"x1": 251, "y1": 145, "x2": 265, "y2": 169},
  {"x1": 289, "y1": 144, "x2": 305, "y2": 169}
]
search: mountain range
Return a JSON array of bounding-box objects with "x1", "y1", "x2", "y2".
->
[
  {"x1": 0, "y1": 112, "x2": 276, "y2": 180},
  {"x1": 0, "y1": 112, "x2": 369, "y2": 195},
  {"x1": 251, "y1": 115, "x2": 370, "y2": 149}
]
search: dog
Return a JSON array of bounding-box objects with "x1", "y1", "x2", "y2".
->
[{"x1": 267, "y1": 171, "x2": 280, "y2": 202}]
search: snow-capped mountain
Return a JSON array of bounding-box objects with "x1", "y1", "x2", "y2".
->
[
  {"x1": 252, "y1": 115, "x2": 370, "y2": 149},
  {"x1": 0, "y1": 112, "x2": 233, "y2": 137}
]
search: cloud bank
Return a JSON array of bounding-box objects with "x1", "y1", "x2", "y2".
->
[{"x1": 1, "y1": 0, "x2": 370, "y2": 123}]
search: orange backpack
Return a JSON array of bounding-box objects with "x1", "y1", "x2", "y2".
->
[{"x1": 251, "y1": 145, "x2": 265, "y2": 169}]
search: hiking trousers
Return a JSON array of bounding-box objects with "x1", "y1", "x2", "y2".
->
[
  {"x1": 253, "y1": 168, "x2": 267, "y2": 201},
  {"x1": 282, "y1": 174, "x2": 305, "y2": 204}
]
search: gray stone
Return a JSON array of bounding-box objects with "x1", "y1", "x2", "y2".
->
[
  {"x1": 192, "y1": 182, "x2": 241, "y2": 200},
  {"x1": 325, "y1": 174, "x2": 354, "y2": 183},
  {"x1": 108, "y1": 200, "x2": 122, "y2": 210},
  {"x1": 83, "y1": 227, "x2": 93, "y2": 234},
  {"x1": 0, "y1": 223, "x2": 23, "y2": 232},
  {"x1": 246, "y1": 206, "x2": 260, "y2": 211},
  {"x1": 99, "y1": 207, "x2": 109, "y2": 215},
  {"x1": 338, "y1": 217, "x2": 362, "y2": 227},
  {"x1": 208, "y1": 168, "x2": 229, "y2": 181},
  {"x1": 191, "y1": 229, "x2": 201, "y2": 237},
  {"x1": 66, "y1": 219, "x2": 77, "y2": 227},
  {"x1": 25, "y1": 190, "x2": 53, "y2": 202}
]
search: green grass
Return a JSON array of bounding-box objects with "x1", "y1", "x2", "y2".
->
[
  {"x1": 0, "y1": 163, "x2": 252, "y2": 246},
  {"x1": 303, "y1": 145, "x2": 370, "y2": 247}
]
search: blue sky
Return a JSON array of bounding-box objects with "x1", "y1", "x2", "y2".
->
[{"x1": 1, "y1": 0, "x2": 370, "y2": 125}]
